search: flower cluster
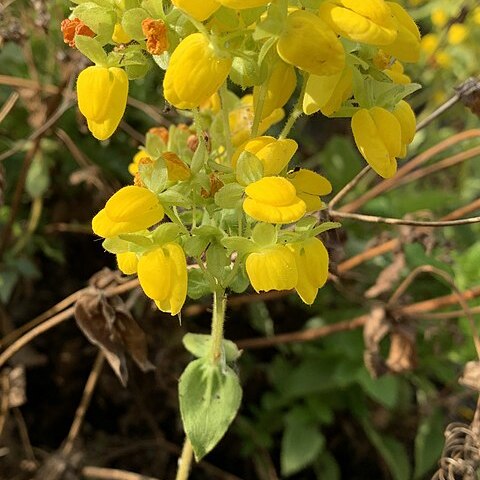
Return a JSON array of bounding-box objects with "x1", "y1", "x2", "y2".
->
[{"x1": 66, "y1": 0, "x2": 421, "y2": 316}]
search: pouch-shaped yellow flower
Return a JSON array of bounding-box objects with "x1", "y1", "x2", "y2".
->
[
  {"x1": 232, "y1": 136, "x2": 297, "y2": 176},
  {"x1": 319, "y1": 0, "x2": 397, "y2": 46},
  {"x1": 163, "y1": 33, "x2": 232, "y2": 109},
  {"x1": 382, "y1": 2, "x2": 421, "y2": 63},
  {"x1": 243, "y1": 177, "x2": 306, "y2": 224},
  {"x1": 287, "y1": 169, "x2": 332, "y2": 212},
  {"x1": 116, "y1": 252, "x2": 138, "y2": 275},
  {"x1": 288, "y1": 237, "x2": 329, "y2": 305},
  {"x1": 137, "y1": 243, "x2": 187, "y2": 316},
  {"x1": 253, "y1": 60, "x2": 297, "y2": 120},
  {"x1": 172, "y1": 0, "x2": 220, "y2": 21},
  {"x1": 92, "y1": 186, "x2": 164, "y2": 238},
  {"x1": 277, "y1": 10, "x2": 345, "y2": 76},
  {"x1": 246, "y1": 245, "x2": 298, "y2": 293},
  {"x1": 77, "y1": 66, "x2": 129, "y2": 141},
  {"x1": 392, "y1": 100, "x2": 416, "y2": 157},
  {"x1": 351, "y1": 107, "x2": 402, "y2": 178},
  {"x1": 303, "y1": 66, "x2": 353, "y2": 116},
  {"x1": 383, "y1": 60, "x2": 411, "y2": 84}
]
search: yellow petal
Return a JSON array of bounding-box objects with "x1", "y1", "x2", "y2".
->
[
  {"x1": 217, "y1": 0, "x2": 270, "y2": 8},
  {"x1": 245, "y1": 177, "x2": 297, "y2": 206},
  {"x1": 172, "y1": 0, "x2": 220, "y2": 21},
  {"x1": 393, "y1": 100, "x2": 416, "y2": 145},
  {"x1": 137, "y1": 248, "x2": 171, "y2": 301},
  {"x1": 243, "y1": 197, "x2": 306, "y2": 224},
  {"x1": 288, "y1": 169, "x2": 332, "y2": 196},
  {"x1": 246, "y1": 246, "x2": 298, "y2": 292},
  {"x1": 116, "y1": 252, "x2": 138, "y2": 275}
]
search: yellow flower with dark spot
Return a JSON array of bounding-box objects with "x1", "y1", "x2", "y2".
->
[
  {"x1": 77, "y1": 66, "x2": 129, "y2": 141},
  {"x1": 232, "y1": 136, "x2": 297, "y2": 176},
  {"x1": 319, "y1": 0, "x2": 398, "y2": 46},
  {"x1": 92, "y1": 186, "x2": 164, "y2": 237},
  {"x1": 288, "y1": 237, "x2": 329, "y2": 305},
  {"x1": 116, "y1": 252, "x2": 138, "y2": 275},
  {"x1": 287, "y1": 169, "x2": 332, "y2": 212},
  {"x1": 246, "y1": 245, "x2": 298, "y2": 293},
  {"x1": 351, "y1": 107, "x2": 402, "y2": 178},
  {"x1": 137, "y1": 243, "x2": 187, "y2": 316},
  {"x1": 243, "y1": 177, "x2": 306, "y2": 224},
  {"x1": 277, "y1": 10, "x2": 345, "y2": 76},
  {"x1": 163, "y1": 33, "x2": 232, "y2": 109}
]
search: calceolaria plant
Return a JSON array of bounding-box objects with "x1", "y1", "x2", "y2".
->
[{"x1": 63, "y1": 0, "x2": 421, "y2": 475}]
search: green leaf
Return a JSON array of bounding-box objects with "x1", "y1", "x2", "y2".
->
[
  {"x1": 313, "y1": 451, "x2": 340, "y2": 480},
  {"x1": 235, "y1": 151, "x2": 264, "y2": 186},
  {"x1": 102, "y1": 236, "x2": 132, "y2": 254},
  {"x1": 253, "y1": 0, "x2": 286, "y2": 41},
  {"x1": 229, "y1": 264, "x2": 250, "y2": 293},
  {"x1": 0, "y1": 269, "x2": 19, "y2": 303},
  {"x1": 251, "y1": 223, "x2": 276, "y2": 247},
  {"x1": 311, "y1": 221, "x2": 342, "y2": 236},
  {"x1": 139, "y1": 158, "x2": 168, "y2": 194},
  {"x1": 121, "y1": 8, "x2": 150, "y2": 41},
  {"x1": 206, "y1": 242, "x2": 230, "y2": 280},
  {"x1": 361, "y1": 419, "x2": 411, "y2": 480},
  {"x1": 184, "y1": 236, "x2": 210, "y2": 258},
  {"x1": 118, "y1": 233, "x2": 153, "y2": 248},
  {"x1": 179, "y1": 358, "x2": 242, "y2": 460},
  {"x1": 187, "y1": 269, "x2": 211, "y2": 299},
  {"x1": 190, "y1": 140, "x2": 208, "y2": 174},
  {"x1": 221, "y1": 236, "x2": 256, "y2": 255},
  {"x1": 74, "y1": 35, "x2": 108, "y2": 66},
  {"x1": 26, "y1": 153, "x2": 50, "y2": 199},
  {"x1": 214, "y1": 183, "x2": 244, "y2": 209},
  {"x1": 281, "y1": 409, "x2": 325, "y2": 476},
  {"x1": 73, "y1": 3, "x2": 115, "y2": 45},
  {"x1": 145, "y1": 131, "x2": 166, "y2": 158},
  {"x1": 151, "y1": 223, "x2": 181, "y2": 244},
  {"x1": 357, "y1": 370, "x2": 400, "y2": 409},
  {"x1": 414, "y1": 409, "x2": 445, "y2": 479},
  {"x1": 183, "y1": 333, "x2": 241, "y2": 362}
]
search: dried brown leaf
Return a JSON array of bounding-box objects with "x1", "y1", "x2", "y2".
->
[
  {"x1": 6, "y1": 366, "x2": 26, "y2": 408},
  {"x1": 459, "y1": 361, "x2": 480, "y2": 391},
  {"x1": 365, "y1": 252, "x2": 405, "y2": 299},
  {"x1": 386, "y1": 324, "x2": 417, "y2": 373},
  {"x1": 363, "y1": 305, "x2": 389, "y2": 378},
  {"x1": 74, "y1": 271, "x2": 154, "y2": 386}
]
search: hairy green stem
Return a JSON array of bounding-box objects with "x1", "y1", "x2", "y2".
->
[
  {"x1": 211, "y1": 288, "x2": 227, "y2": 364},
  {"x1": 175, "y1": 438, "x2": 194, "y2": 480},
  {"x1": 279, "y1": 72, "x2": 309, "y2": 139}
]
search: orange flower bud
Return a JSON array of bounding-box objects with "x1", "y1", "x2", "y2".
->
[{"x1": 61, "y1": 18, "x2": 95, "y2": 48}]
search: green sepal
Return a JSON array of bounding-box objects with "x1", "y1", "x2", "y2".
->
[
  {"x1": 145, "y1": 131, "x2": 166, "y2": 158},
  {"x1": 183, "y1": 333, "x2": 241, "y2": 363},
  {"x1": 252, "y1": 0, "x2": 287, "y2": 41},
  {"x1": 74, "y1": 35, "x2": 108, "y2": 66},
  {"x1": 121, "y1": 7, "x2": 150, "y2": 41},
  {"x1": 179, "y1": 358, "x2": 242, "y2": 461},
  {"x1": 221, "y1": 236, "x2": 256, "y2": 255},
  {"x1": 158, "y1": 189, "x2": 190, "y2": 207},
  {"x1": 206, "y1": 242, "x2": 230, "y2": 281},
  {"x1": 139, "y1": 157, "x2": 168, "y2": 194},
  {"x1": 151, "y1": 223, "x2": 181, "y2": 244},
  {"x1": 214, "y1": 183, "x2": 244, "y2": 209},
  {"x1": 229, "y1": 264, "x2": 250, "y2": 294},
  {"x1": 118, "y1": 233, "x2": 153, "y2": 248},
  {"x1": 190, "y1": 140, "x2": 208, "y2": 174},
  {"x1": 229, "y1": 54, "x2": 262, "y2": 89},
  {"x1": 251, "y1": 223, "x2": 276, "y2": 247},
  {"x1": 102, "y1": 236, "x2": 132, "y2": 254},
  {"x1": 235, "y1": 152, "x2": 264, "y2": 186},
  {"x1": 311, "y1": 221, "x2": 342, "y2": 236}
]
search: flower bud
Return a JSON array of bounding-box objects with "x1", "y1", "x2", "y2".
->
[
  {"x1": 163, "y1": 33, "x2": 232, "y2": 109},
  {"x1": 77, "y1": 66, "x2": 129, "y2": 141},
  {"x1": 277, "y1": 10, "x2": 345, "y2": 76}
]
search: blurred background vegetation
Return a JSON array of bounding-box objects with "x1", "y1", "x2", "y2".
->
[{"x1": 1, "y1": 0, "x2": 480, "y2": 479}]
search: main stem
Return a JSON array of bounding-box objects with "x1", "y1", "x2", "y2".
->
[
  {"x1": 175, "y1": 438, "x2": 193, "y2": 480},
  {"x1": 211, "y1": 287, "x2": 227, "y2": 364}
]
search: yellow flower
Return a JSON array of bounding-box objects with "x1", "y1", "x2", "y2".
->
[
  {"x1": 351, "y1": 107, "x2": 402, "y2": 178},
  {"x1": 392, "y1": 100, "x2": 416, "y2": 158},
  {"x1": 137, "y1": 243, "x2": 187, "y2": 316},
  {"x1": 319, "y1": 0, "x2": 397, "y2": 46},
  {"x1": 384, "y1": 60, "x2": 411, "y2": 84},
  {"x1": 431, "y1": 8, "x2": 447, "y2": 28},
  {"x1": 229, "y1": 95, "x2": 284, "y2": 146},
  {"x1": 382, "y1": 2, "x2": 421, "y2": 63},
  {"x1": 217, "y1": 0, "x2": 270, "y2": 9},
  {"x1": 420, "y1": 33, "x2": 439, "y2": 55},
  {"x1": 163, "y1": 33, "x2": 232, "y2": 109},
  {"x1": 246, "y1": 245, "x2": 298, "y2": 293},
  {"x1": 77, "y1": 66, "x2": 129, "y2": 141},
  {"x1": 448, "y1": 23, "x2": 467, "y2": 45},
  {"x1": 112, "y1": 23, "x2": 131, "y2": 43},
  {"x1": 435, "y1": 51, "x2": 451, "y2": 68},
  {"x1": 92, "y1": 186, "x2": 164, "y2": 237},
  {"x1": 287, "y1": 169, "x2": 332, "y2": 212},
  {"x1": 277, "y1": 10, "x2": 345, "y2": 76},
  {"x1": 473, "y1": 7, "x2": 480, "y2": 25},
  {"x1": 243, "y1": 177, "x2": 306, "y2": 224},
  {"x1": 129, "y1": 149, "x2": 151, "y2": 176},
  {"x1": 303, "y1": 66, "x2": 352, "y2": 116},
  {"x1": 116, "y1": 252, "x2": 138, "y2": 275},
  {"x1": 172, "y1": 0, "x2": 220, "y2": 21},
  {"x1": 162, "y1": 152, "x2": 191, "y2": 181},
  {"x1": 253, "y1": 59, "x2": 297, "y2": 120},
  {"x1": 232, "y1": 136, "x2": 297, "y2": 176},
  {"x1": 288, "y1": 237, "x2": 329, "y2": 305}
]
